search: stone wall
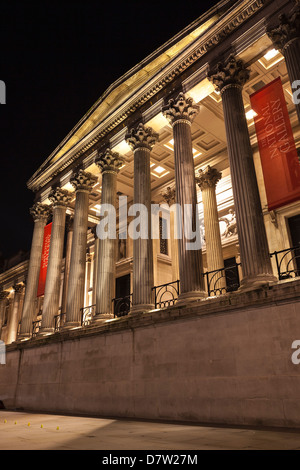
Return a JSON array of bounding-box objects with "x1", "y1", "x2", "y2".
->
[{"x1": 1, "y1": 279, "x2": 300, "y2": 427}]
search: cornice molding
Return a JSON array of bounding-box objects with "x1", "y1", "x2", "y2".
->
[{"x1": 28, "y1": 0, "x2": 269, "y2": 193}]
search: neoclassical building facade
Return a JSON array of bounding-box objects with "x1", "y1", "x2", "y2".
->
[{"x1": 1, "y1": 0, "x2": 300, "y2": 427}]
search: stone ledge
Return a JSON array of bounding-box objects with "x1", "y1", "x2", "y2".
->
[{"x1": 7, "y1": 278, "x2": 300, "y2": 352}]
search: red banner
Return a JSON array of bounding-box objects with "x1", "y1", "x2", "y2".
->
[
  {"x1": 37, "y1": 222, "x2": 52, "y2": 297},
  {"x1": 250, "y1": 77, "x2": 300, "y2": 211}
]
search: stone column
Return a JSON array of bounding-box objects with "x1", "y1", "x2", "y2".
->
[
  {"x1": 7, "y1": 284, "x2": 25, "y2": 344},
  {"x1": 19, "y1": 203, "x2": 50, "y2": 338},
  {"x1": 84, "y1": 253, "x2": 92, "y2": 308},
  {"x1": 163, "y1": 93, "x2": 206, "y2": 302},
  {"x1": 0, "y1": 291, "x2": 9, "y2": 339},
  {"x1": 61, "y1": 215, "x2": 74, "y2": 315},
  {"x1": 267, "y1": 5, "x2": 300, "y2": 123},
  {"x1": 208, "y1": 56, "x2": 276, "y2": 289},
  {"x1": 40, "y1": 188, "x2": 72, "y2": 334},
  {"x1": 197, "y1": 166, "x2": 226, "y2": 292},
  {"x1": 162, "y1": 186, "x2": 180, "y2": 282},
  {"x1": 126, "y1": 123, "x2": 158, "y2": 313},
  {"x1": 94, "y1": 149, "x2": 124, "y2": 320},
  {"x1": 65, "y1": 170, "x2": 97, "y2": 328},
  {"x1": 91, "y1": 227, "x2": 99, "y2": 306}
]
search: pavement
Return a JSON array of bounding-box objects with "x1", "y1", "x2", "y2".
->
[{"x1": 0, "y1": 410, "x2": 300, "y2": 450}]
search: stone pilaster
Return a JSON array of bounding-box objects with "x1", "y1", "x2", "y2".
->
[
  {"x1": 208, "y1": 56, "x2": 276, "y2": 289},
  {"x1": 162, "y1": 93, "x2": 206, "y2": 302},
  {"x1": 197, "y1": 166, "x2": 225, "y2": 293},
  {"x1": 40, "y1": 188, "x2": 72, "y2": 334},
  {"x1": 65, "y1": 170, "x2": 97, "y2": 328},
  {"x1": 7, "y1": 283, "x2": 25, "y2": 344},
  {"x1": 126, "y1": 123, "x2": 158, "y2": 313},
  {"x1": 267, "y1": 5, "x2": 300, "y2": 123},
  {"x1": 94, "y1": 149, "x2": 124, "y2": 320},
  {"x1": 0, "y1": 291, "x2": 9, "y2": 339},
  {"x1": 19, "y1": 203, "x2": 50, "y2": 338},
  {"x1": 162, "y1": 186, "x2": 179, "y2": 282}
]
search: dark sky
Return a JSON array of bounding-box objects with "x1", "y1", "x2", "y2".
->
[{"x1": 0, "y1": 0, "x2": 219, "y2": 259}]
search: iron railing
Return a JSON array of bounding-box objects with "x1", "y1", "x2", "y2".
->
[
  {"x1": 113, "y1": 294, "x2": 132, "y2": 318},
  {"x1": 270, "y1": 246, "x2": 300, "y2": 280},
  {"x1": 203, "y1": 263, "x2": 241, "y2": 297},
  {"x1": 32, "y1": 319, "x2": 41, "y2": 338},
  {"x1": 22, "y1": 247, "x2": 300, "y2": 339},
  {"x1": 81, "y1": 304, "x2": 96, "y2": 326},
  {"x1": 54, "y1": 312, "x2": 66, "y2": 332},
  {"x1": 152, "y1": 280, "x2": 180, "y2": 309}
]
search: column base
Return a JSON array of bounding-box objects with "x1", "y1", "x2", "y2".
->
[
  {"x1": 92, "y1": 313, "x2": 114, "y2": 323},
  {"x1": 37, "y1": 327, "x2": 55, "y2": 337},
  {"x1": 17, "y1": 333, "x2": 31, "y2": 341},
  {"x1": 61, "y1": 321, "x2": 81, "y2": 330},
  {"x1": 130, "y1": 304, "x2": 155, "y2": 315},
  {"x1": 239, "y1": 274, "x2": 278, "y2": 292},
  {"x1": 176, "y1": 290, "x2": 206, "y2": 306}
]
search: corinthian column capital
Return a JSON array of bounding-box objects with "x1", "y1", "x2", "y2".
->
[
  {"x1": 49, "y1": 187, "x2": 72, "y2": 208},
  {"x1": 30, "y1": 202, "x2": 51, "y2": 222},
  {"x1": 267, "y1": 6, "x2": 300, "y2": 52},
  {"x1": 0, "y1": 290, "x2": 9, "y2": 301},
  {"x1": 13, "y1": 283, "x2": 25, "y2": 295},
  {"x1": 208, "y1": 55, "x2": 251, "y2": 94},
  {"x1": 162, "y1": 92, "x2": 199, "y2": 126},
  {"x1": 125, "y1": 123, "x2": 158, "y2": 152},
  {"x1": 71, "y1": 169, "x2": 98, "y2": 193},
  {"x1": 95, "y1": 149, "x2": 124, "y2": 174},
  {"x1": 197, "y1": 166, "x2": 222, "y2": 190}
]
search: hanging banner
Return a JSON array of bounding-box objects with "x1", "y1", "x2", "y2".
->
[
  {"x1": 250, "y1": 77, "x2": 300, "y2": 211},
  {"x1": 37, "y1": 222, "x2": 52, "y2": 297}
]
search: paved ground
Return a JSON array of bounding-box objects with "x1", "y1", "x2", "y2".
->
[{"x1": 0, "y1": 410, "x2": 300, "y2": 450}]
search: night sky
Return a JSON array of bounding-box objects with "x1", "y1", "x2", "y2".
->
[{"x1": 0, "y1": 0, "x2": 219, "y2": 261}]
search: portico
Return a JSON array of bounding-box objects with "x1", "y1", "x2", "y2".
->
[{"x1": 0, "y1": 0, "x2": 299, "y2": 347}]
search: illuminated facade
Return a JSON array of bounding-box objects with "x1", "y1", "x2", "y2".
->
[{"x1": 0, "y1": 0, "x2": 300, "y2": 427}]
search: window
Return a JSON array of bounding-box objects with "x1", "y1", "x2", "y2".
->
[{"x1": 159, "y1": 217, "x2": 168, "y2": 256}]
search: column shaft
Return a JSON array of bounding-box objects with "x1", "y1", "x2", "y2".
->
[
  {"x1": 132, "y1": 147, "x2": 154, "y2": 310},
  {"x1": 61, "y1": 221, "x2": 73, "y2": 315},
  {"x1": 0, "y1": 294, "x2": 8, "y2": 340},
  {"x1": 40, "y1": 205, "x2": 67, "y2": 332},
  {"x1": 267, "y1": 7, "x2": 300, "y2": 123},
  {"x1": 126, "y1": 123, "x2": 158, "y2": 313},
  {"x1": 65, "y1": 190, "x2": 90, "y2": 326},
  {"x1": 283, "y1": 39, "x2": 300, "y2": 123},
  {"x1": 94, "y1": 149, "x2": 123, "y2": 320},
  {"x1": 221, "y1": 85, "x2": 274, "y2": 285},
  {"x1": 172, "y1": 121, "x2": 205, "y2": 299},
  {"x1": 7, "y1": 286, "x2": 24, "y2": 344},
  {"x1": 96, "y1": 173, "x2": 117, "y2": 316},
  {"x1": 19, "y1": 204, "x2": 49, "y2": 338}
]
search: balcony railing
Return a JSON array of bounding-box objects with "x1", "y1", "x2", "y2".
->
[
  {"x1": 16, "y1": 246, "x2": 300, "y2": 341},
  {"x1": 270, "y1": 246, "x2": 300, "y2": 280},
  {"x1": 203, "y1": 262, "x2": 241, "y2": 297},
  {"x1": 113, "y1": 294, "x2": 132, "y2": 318},
  {"x1": 54, "y1": 312, "x2": 66, "y2": 332},
  {"x1": 32, "y1": 319, "x2": 41, "y2": 338},
  {"x1": 81, "y1": 305, "x2": 96, "y2": 327},
  {"x1": 152, "y1": 280, "x2": 180, "y2": 309}
]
